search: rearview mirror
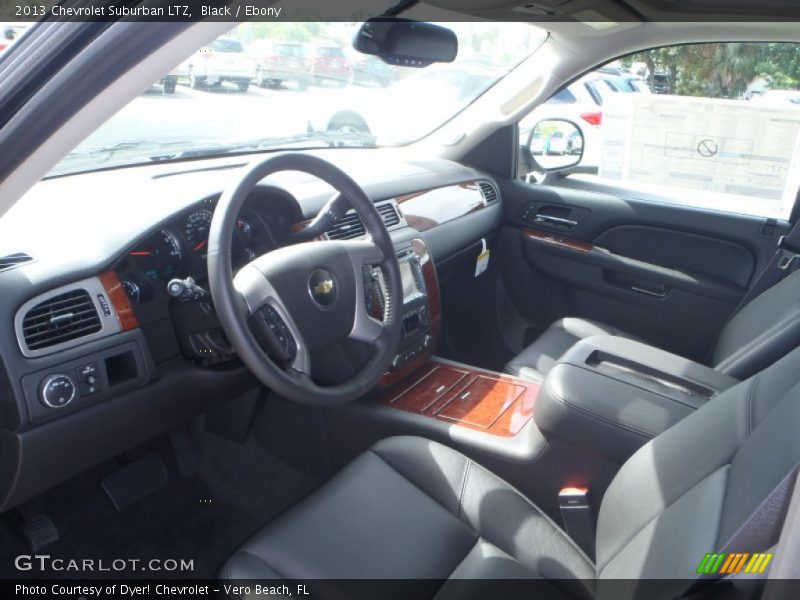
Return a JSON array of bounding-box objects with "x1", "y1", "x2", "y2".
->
[
  {"x1": 353, "y1": 18, "x2": 457, "y2": 68},
  {"x1": 528, "y1": 119, "x2": 584, "y2": 172}
]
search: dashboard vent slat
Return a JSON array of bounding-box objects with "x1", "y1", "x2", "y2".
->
[
  {"x1": 21, "y1": 289, "x2": 101, "y2": 351},
  {"x1": 377, "y1": 203, "x2": 401, "y2": 228},
  {"x1": 327, "y1": 217, "x2": 366, "y2": 240},
  {"x1": 478, "y1": 182, "x2": 499, "y2": 204},
  {"x1": 0, "y1": 252, "x2": 33, "y2": 273},
  {"x1": 326, "y1": 202, "x2": 400, "y2": 240}
]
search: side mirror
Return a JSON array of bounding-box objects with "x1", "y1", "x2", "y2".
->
[
  {"x1": 353, "y1": 18, "x2": 457, "y2": 68},
  {"x1": 526, "y1": 119, "x2": 584, "y2": 172}
]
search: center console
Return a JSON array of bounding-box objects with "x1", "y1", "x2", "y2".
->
[
  {"x1": 366, "y1": 237, "x2": 539, "y2": 438},
  {"x1": 366, "y1": 238, "x2": 442, "y2": 387},
  {"x1": 535, "y1": 334, "x2": 739, "y2": 462},
  {"x1": 389, "y1": 242, "x2": 433, "y2": 368}
]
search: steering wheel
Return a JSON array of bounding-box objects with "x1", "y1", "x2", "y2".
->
[{"x1": 207, "y1": 154, "x2": 403, "y2": 405}]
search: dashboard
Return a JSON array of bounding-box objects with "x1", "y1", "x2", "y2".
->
[{"x1": 0, "y1": 149, "x2": 502, "y2": 513}]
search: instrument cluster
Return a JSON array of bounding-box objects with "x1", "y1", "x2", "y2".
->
[{"x1": 119, "y1": 198, "x2": 281, "y2": 305}]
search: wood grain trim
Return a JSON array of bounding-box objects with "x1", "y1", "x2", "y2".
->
[
  {"x1": 99, "y1": 271, "x2": 139, "y2": 332},
  {"x1": 376, "y1": 359, "x2": 538, "y2": 437},
  {"x1": 377, "y1": 238, "x2": 441, "y2": 388},
  {"x1": 397, "y1": 181, "x2": 487, "y2": 232},
  {"x1": 523, "y1": 228, "x2": 593, "y2": 253},
  {"x1": 292, "y1": 180, "x2": 492, "y2": 235}
]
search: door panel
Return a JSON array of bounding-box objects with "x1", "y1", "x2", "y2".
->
[
  {"x1": 497, "y1": 179, "x2": 788, "y2": 362},
  {"x1": 593, "y1": 225, "x2": 754, "y2": 289}
]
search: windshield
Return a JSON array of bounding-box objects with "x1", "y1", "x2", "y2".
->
[{"x1": 50, "y1": 22, "x2": 544, "y2": 177}]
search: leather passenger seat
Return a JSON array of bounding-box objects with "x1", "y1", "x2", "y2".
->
[
  {"x1": 505, "y1": 269, "x2": 800, "y2": 382},
  {"x1": 222, "y1": 344, "x2": 800, "y2": 596}
]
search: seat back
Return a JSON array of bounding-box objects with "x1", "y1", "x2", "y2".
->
[
  {"x1": 712, "y1": 269, "x2": 800, "y2": 379},
  {"x1": 596, "y1": 344, "x2": 800, "y2": 592}
]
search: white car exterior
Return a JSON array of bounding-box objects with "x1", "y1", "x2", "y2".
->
[
  {"x1": 308, "y1": 63, "x2": 499, "y2": 145},
  {"x1": 521, "y1": 75, "x2": 614, "y2": 175},
  {"x1": 520, "y1": 72, "x2": 650, "y2": 177},
  {"x1": 182, "y1": 38, "x2": 256, "y2": 91}
]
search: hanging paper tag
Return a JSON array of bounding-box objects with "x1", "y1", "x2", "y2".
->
[{"x1": 475, "y1": 238, "x2": 490, "y2": 277}]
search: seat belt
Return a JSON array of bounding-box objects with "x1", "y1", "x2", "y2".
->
[
  {"x1": 559, "y1": 487, "x2": 595, "y2": 560},
  {"x1": 683, "y1": 463, "x2": 800, "y2": 598}
]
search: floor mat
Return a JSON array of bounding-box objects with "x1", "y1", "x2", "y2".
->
[{"x1": 0, "y1": 431, "x2": 318, "y2": 578}]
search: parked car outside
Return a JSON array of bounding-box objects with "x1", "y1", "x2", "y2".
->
[
  {"x1": 182, "y1": 38, "x2": 255, "y2": 92},
  {"x1": 352, "y1": 55, "x2": 394, "y2": 87},
  {"x1": 309, "y1": 62, "x2": 498, "y2": 144},
  {"x1": 155, "y1": 63, "x2": 188, "y2": 94},
  {"x1": 567, "y1": 129, "x2": 583, "y2": 155},
  {"x1": 248, "y1": 40, "x2": 310, "y2": 90},
  {"x1": 310, "y1": 45, "x2": 351, "y2": 86},
  {"x1": 547, "y1": 130, "x2": 567, "y2": 155},
  {"x1": 520, "y1": 67, "x2": 651, "y2": 181},
  {"x1": 602, "y1": 73, "x2": 652, "y2": 94},
  {"x1": 651, "y1": 72, "x2": 670, "y2": 93},
  {"x1": 530, "y1": 130, "x2": 547, "y2": 155},
  {"x1": 521, "y1": 74, "x2": 614, "y2": 177}
]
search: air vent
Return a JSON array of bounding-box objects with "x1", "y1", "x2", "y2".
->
[
  {"x1": 22, "y1": 289, "x2": 101, "y2": 352},
  {"x1": 326, "y1": 202, "x2": 401, "y2": 240},
  {"x1": 327, "y1": 212, "x2": 367, "y2": 240},
  {"x1": 0, "y1": 252, "x2": 33, "y2": 273},
  {"x1": 377, "y1": 203, "x2": 401, "y2": 228},
  {"x1": 478, "y1": 182, "x2": 499, "y2": 204}
]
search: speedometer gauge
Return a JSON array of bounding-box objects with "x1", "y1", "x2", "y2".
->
[
  {"x1": 129, "y1": 228, "x2": 183, "y2": 281},
  {"x1": 185, "y1": 210, "x2": 214, "y2": 254}
]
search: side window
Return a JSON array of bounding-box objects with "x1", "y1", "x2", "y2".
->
[{"x1": 520, "y1": 43, "x2": 800, "y2": 220}]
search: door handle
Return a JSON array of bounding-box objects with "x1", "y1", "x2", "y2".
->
[
  {"x1": 533, "y1": 215, "x2": 578, "y2": 228},
  {"x1": 630, "y1": 283, "x2": 668, "y2": 298}
]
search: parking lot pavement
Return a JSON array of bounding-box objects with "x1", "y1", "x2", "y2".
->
[{"x1": 78, "y1": 81, "x2": 359, "y2": 151}]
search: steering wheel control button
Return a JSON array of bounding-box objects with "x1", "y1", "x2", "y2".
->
[
  {"x1": 308, "y1": 269, "x2": 338, "y2": 308},
  {"x1": 39, "y1": 374, "x2": 77, "y2": 408},
  {"x1": 255, "y1": 305, "x2": 297, "y2": 362}
]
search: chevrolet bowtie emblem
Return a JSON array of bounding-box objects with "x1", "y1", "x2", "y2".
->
[
  {"x1": 313, "y1": 279, "x2": 334, "y2": 295},
  {"x1": 309, "y1": 269, "x2": 337, "y2": 308}
]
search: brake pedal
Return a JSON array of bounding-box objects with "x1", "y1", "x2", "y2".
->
[
  {"x1": 18, "y1": 513, "x2": 59, "y2": 552},
  {"x1": 101, "y1": 453, "x2": 168, "y2": 510}
]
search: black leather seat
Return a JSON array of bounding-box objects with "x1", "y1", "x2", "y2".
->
[
  {"x1": 223, "y1": 436, "x2": 594, "y2": 598},
  {"x1": 223, "y1": 344, "x2": 800, "y2": 597},
  {"x1": 505, "y1": 269, "x2": 800, "y2": 382}
]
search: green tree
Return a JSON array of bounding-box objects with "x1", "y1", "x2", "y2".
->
[
  {"x1": 623, "y1": 43, "x2": 785, "y2": 98},
  {"x1": 756, "y1": 43, "x2": 800, "y2": 89}
]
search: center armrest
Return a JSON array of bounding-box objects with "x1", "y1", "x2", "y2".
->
[{"x1": 534, "y1": 335, "x2": 738, "y2": 462}]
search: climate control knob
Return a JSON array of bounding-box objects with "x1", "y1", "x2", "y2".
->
[{"x1": 39, "y1": 374, "x2": 76, "y2": 409}]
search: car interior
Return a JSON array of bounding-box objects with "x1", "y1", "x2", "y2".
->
[{"x1": 1, "y1": 1, "x2": 800, "y2": 598}]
